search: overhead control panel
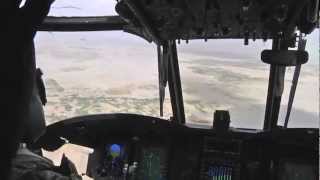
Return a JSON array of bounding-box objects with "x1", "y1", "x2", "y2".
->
[{"x1": 116, "y1": 0, "x2": 319, "y2": 41}]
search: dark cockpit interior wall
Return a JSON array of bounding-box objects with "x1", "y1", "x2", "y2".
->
[
  {"x1": 36, "y1": 114, "x2": 318, "y2": 180},
  {"x1": 0, "y1": 0, "x2": 54, "y2": 179}
]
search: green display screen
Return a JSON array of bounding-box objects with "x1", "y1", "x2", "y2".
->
[{"x1": 136, "y1": 147, "x2": 167, "y2": 180}]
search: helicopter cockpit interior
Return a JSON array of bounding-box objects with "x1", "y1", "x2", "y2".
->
[{"x1": 31, "y1": 0, "x2": 319, "y2": 180}]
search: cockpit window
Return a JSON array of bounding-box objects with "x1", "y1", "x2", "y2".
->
[
  {"x1": 178, "y1": 40, "x2": 271, "y2": 129},
  {"x1": 178, "y1": 30, "x2": 319, "y2": 129},
  {"x1": 35, "y1": 31, "x2": 172, "y2": 125},
  {"x1": 48, "y1": 0, "x2": 117, "y2": 17},
  {"x1": 35, "y1": 29, "x2": 318, "y2": 129}
]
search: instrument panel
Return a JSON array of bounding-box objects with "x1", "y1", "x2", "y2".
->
[
  {"x1": 200, "y1": 137, "x2": 242, "y2": 180},
  {"x1": 36, "y1": 114, "x2": 319, "y2": 180},
  {"x1": 87, "y1": 144, "x2": 127, "y2": 179},
  {"x1": 87, "y1": 143, "x2": 168, "y2": 180},
  {"x1": 136, "y1": 146, "x2": 168, "y2": 180}
]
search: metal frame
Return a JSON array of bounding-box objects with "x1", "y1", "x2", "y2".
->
[
  {"x1": 157, "y1": 41, "x2": 186, "y2": 124},
  {"x1": 263, "y1": 38, "x2": 288, "y2": 130},
  {"x1": 39, "y1": 16, "x2": 127, "y2": 31},
  {"x1": 157, "y1": 45, "x2": 166, "y2": 117},
  {"x1": 123, "y1": 0, "x2": 162, "y2": 44},
  {"x1": 284, "y1": 35, "x2": 307, "y2": 128},
  {"x1": 166, "y1": 40, "x2": 186, "y2": 124},
  {"x1": 122, "y1": 0, "x2": 186, "y2": 123}
]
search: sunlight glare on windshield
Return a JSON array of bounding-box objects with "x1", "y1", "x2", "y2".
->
[{"x1": 48, "y1": 0, "x2": 117, "y2": 17}]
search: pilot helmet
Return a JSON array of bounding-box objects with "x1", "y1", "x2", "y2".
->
[{"x1": 22, "y1": 68, "x2": 47, "y2": 144}]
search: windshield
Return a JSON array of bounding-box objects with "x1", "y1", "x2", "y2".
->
[
  {"x1": 35, "y1": 0, "x2": 319, "y2": 129},
  {"x1": 35, "y1": 30, "x2": 319, "y2": 129},
  {"x1": 178, "y1": 32, "x2": 319, "y2": 129},
  {"x1": 35, "y1": 31, "x2": 174, "y2": 125}
]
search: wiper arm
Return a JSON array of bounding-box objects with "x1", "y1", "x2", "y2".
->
[
  {"x1": 157, "y1": 45, "x2": 168, "y2": 116},
  {"x1": 263, "y1": 38, "x2": 287, "y2": 130},
  {"x1": 167, "y1": 40, "x2": 186, "y2": 124},
  {"x1": 284, "y1": 35, "x2": 307, "y2": 128},
  {"x1": 158, "y1": 41, "x2": 186, "y2": 124}
]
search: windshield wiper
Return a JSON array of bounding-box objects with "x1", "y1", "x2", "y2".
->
[
  {"x1": 166, "y1": 40, "x2": 186, "y2": 124},
  {"x1": 158, "y1": 41, "x2": 186, "y2": 124},
  {"x1": 263, "y1": 38, "x2": 287, "y2": 130},
  {"x1": 262, "y1": 33, "x2": 309, "y2": 130},
  {"x1": 120, "y1": 0, "x2": 186, "y2": 123},
  {"x1": 157, "y1": 45, "x2": 168, "y2": 117},
  {"x1": 284, "y1": 34, "x2": 307, "y2": 128}
]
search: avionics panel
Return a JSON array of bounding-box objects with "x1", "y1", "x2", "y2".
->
[
  {"x1": 136, "y1": 146, "x2": 168, "y2": 180},
  {"x1": 200, "y1": 137, "x2": 242, "y2": 180},
  {"x1": 278, "y1": 159, "x2": 318, "y2": 180},
  {"x1": 87, "y1": 144, "x2": 128, "y2": 179},
  {"x1": 87, "y1": 143, "x2": 168, "y2": 180}
]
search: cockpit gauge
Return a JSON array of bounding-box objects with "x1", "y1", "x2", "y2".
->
[
  {"x1": 136, "y1": 147, "x2": 168, "y2": 180},
  {"x1": 95, "y1": 144, "x2": 126, "y2": 179}
]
